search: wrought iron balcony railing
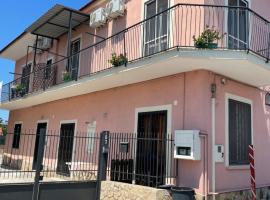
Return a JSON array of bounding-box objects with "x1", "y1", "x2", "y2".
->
[{"x1": 1, "y1": 4, "x2": 270, "y2": 103}]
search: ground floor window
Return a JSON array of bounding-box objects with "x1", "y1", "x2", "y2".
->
[
  {"x1": 12, "y1": 123, "x2": 22, "y2": 149},
  {"x1": 228, "y1": 97, "x2": 252, "y2": 166}
]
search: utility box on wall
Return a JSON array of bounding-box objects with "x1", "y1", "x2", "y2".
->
[{"x1": 174, "y1": 130, "x2": 201, "y2": 160}]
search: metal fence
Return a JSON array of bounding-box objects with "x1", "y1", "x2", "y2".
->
[
  {"x1": 0, "y1": 131, "x2": 100, "y2": 183},
  {"x1": 1, "y1": 4, "x2": 270, "y2": 103},
  {"x1": 0, "y1": 130, "x2": 176, "y2": 188}
]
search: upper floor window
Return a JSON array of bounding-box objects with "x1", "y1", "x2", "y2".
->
[
  {"x1": 265, "y1": 93, "x2": 270, "y2": 106},
  {"x1": 12, "y1": 123, "x2": 22, "y2": 149},
  {"x1": 228, "y1": 98, "x2": 252, "y2": 166},
  {"x1": 45, "y1": 59, "x2": 53, "y2": 79},
  {"x1": 21, "y1": 63, "x2": 32, "y2": 93},
  {"x1": 144, "y1": 0, "x2": 169, "y2": 56},
  {"x1": 228, "y1": 0, "x2": 249, "y2": 49}
]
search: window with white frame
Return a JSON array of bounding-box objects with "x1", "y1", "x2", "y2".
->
[
  {"x1": 144, "y1": 0, "x2": 169, "y2": 56},
  {"x1": 228, "y1": 98, "x2": 252, "y2": 165}
]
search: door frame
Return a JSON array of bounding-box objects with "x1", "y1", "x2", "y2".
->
[
  {"x1": 21, "y1": 61, "x2": 33, "y2": 92},
  {"x1": 33, "y1": 120, "x2": 48, "y2": 169},
  {"x1": 140, "y1": 0, "x2": 174, "y2": 58},
  {"x1": 134, "y1": 104, "x2": 172, "y2": 184},
  {"x1": 66, "y1": 35, "x2": 82, "y2": 78},
  {"x1": 57, "y1": 120, "x2": 78, "y2": 173},
  {"x1": 224, "y1": 0, "x2": 251, "y2": 49},
  {"x1": 36, "y1": 120, "x2": 49, "y2": 145}
]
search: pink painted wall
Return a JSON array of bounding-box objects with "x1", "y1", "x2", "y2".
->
[{"x1": 7, "y1": 69, "x2": 270, "y2": 194}]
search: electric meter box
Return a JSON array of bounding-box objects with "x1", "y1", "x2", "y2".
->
[{"x1": 174, "y1": 130, "x2": 201, "y2": 160}]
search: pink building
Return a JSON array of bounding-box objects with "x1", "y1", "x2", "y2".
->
[{"x1": 1, "y1": 0, "x2": 270, "y2": 199}]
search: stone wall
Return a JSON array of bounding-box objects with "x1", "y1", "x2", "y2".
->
[
  {"x1": 100, "y1": 181, "x2": 172, "y2": 200},
  {"x1": 206, "y1": 185, "x2": 270, "y2": 200}
]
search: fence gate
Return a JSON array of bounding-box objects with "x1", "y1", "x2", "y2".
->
[{"x1": 0, "y1": 129, "x2": 110, "y2": 200}]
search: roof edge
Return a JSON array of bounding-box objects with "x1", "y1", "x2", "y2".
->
[{"x1": 0, "y1": 31, "x2": 27, "y2": 55}]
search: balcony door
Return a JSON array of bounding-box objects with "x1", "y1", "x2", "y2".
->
[
  {"x1": 228, "y1": 0, "x2": 249, "y2": 49},
  {"x1": 144, "y1": 0, "x2": 169, "y2": 56},
  {"x1": 69, "y1": 39, "x2": 80, "y2": 80},
  {"x1": 21, "y1": 63, "x2": 32, "y2": 93}
]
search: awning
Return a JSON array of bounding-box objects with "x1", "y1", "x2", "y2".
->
[{"x1": 25, "y1": 4, "x2": 90, "y2": 39}]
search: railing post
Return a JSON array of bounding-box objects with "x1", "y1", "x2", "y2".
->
[
  {"x1": 96, "y1": 131, "x2": 110, "y2": 200},
  {"x1": 123, "y1": 31, "x2": 127, "y2": 67},
  {"x1": 32, "y1": 128, "x2": 46, "y2": 200},
  {"x1": 267, "y1": 32, "x2": 270, "y2": 63}
]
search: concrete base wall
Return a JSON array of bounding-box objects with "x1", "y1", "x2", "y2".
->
[{"x1": 100, "y1": 181, "x2": 172, "y2": 200}]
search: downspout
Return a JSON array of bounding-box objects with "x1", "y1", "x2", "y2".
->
[{"x1": 211, "y1": 83, "x2": 217, "y2": 200}]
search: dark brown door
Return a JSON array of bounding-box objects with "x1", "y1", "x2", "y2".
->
[
  {"x1": 32, "y1": 123, "x2": 47, "y2": 170},
  {"x1": 136, "y1": 110, "x2": 167, "y2": 187},
  {"x1": 56, "y1": 123, "x2": 75, "y2": 176}
]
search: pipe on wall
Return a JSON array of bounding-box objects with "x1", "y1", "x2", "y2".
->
[{"x1": 211, "y1": 83, "x2": 217, "y2": 200}]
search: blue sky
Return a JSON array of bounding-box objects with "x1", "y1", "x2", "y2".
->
[{"x1": 0, "y1": 0, "x2": 91, "y2": 121}]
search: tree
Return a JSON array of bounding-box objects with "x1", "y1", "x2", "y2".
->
[{"x1": 0, "y1": 117, "x2": 7, "y2": 136}]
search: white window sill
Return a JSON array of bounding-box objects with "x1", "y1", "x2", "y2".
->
[{"x1": 226, "y1": 165, "x2": 250, "y2": 170}]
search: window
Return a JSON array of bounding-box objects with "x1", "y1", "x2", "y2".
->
[
  {"x1": 265, "y1": 93, "x2": 270, "y2": 106},
  {"x1": 228, "y1": 0, "x2": 249, "y2": 49},
  {"x1": 12, "y1": 123, "x2": 22, "y2": 149},
  {"x1": 144, "y1": 0, "x2": 169, "y2": 56},
  {"x1": 228, "y1": 98, "x2": 252, "y2": 165},
  {"x1": 86, "y1": 121, "x2": 96, "y2": 153},
  {"x1": 44, "y1": 59, "x2": 53, "y2": 79}
]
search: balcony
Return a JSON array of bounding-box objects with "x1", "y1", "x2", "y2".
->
[{"x1": 1, "y1": 4, "x2": 270, "y2": 110}]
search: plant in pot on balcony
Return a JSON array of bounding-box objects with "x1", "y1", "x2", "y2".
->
[
  {"x1": 109, "y1": 53, "x2": 128, "y2": 67},
  {"x1": 15, "y1": 84, "x2": 26, "y2": 97},
  {"x1": 62, "y1": 70, "x2": 72, "y2": 82},
  {"x1": 193, "y1": 26, "x2": 225, "y2": 49}
]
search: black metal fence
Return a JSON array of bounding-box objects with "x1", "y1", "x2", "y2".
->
[
  {"x1": 0, "y1": 130, "x2": 176, "y2": 188},
  {"x1": 1, "y1": 4, "x2": 270, "y2": 103},
  {"x1": 0, "y1": 131, "x2": 100, "y2": 182}
]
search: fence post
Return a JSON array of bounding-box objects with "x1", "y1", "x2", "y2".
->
[
  {"x1": 96, "y1": 131, "x2": 110, "y2": 200},
  {"x1": 32, "y1": 128, "x2": 46, "y2": 200}
]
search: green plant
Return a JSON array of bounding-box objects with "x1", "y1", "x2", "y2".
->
[
  {"x1": 109, "y1": 53, "x2": 128, "y2": 67},
  {"x1": 62, "y1": 71, "x2": 72, "y2": 82},
  {"x1": 15, "y1": 84, "x2": 25, "y2": 92},
  {"x1": 193, "y1": 26, "x2": 225, "y2": 49}
]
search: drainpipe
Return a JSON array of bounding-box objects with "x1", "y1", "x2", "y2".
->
[{"x1": 211, "y1": 83, "x2": 216, "y2": 200}]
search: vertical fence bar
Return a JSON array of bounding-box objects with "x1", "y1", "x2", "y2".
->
[{"x1": 32, "y1": 128, "x2": 46, "y2": 200}]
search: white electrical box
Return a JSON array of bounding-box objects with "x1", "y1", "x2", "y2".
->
[
  {"x1": 174, "y1": 130, "x2": 201, "y2": 160},
  {"x1": 90, "y1": 8, "x2": 107, "y2": 28},
  {"x1": 215, "y1": 144, "x2": 224, "y2": 163},
  {"x1": 106, "y1": 0, "x2": 125, "y2": 19}
]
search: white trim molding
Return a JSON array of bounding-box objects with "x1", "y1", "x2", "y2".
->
[
  {"x1": 134, "y1": 104, "x2": 172, "y2": 134},
  {"x1": 225, "y1": 93, "x2": 253, "y2": 169}
]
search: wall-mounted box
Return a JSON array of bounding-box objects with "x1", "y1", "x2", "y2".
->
[
  {"x1": 106, "y1": 0, "x2": 125, "y2": 19},
  {"x1": 174, "y1": 130, "x2": 201, "y2": 160},
  {"x1": 89, "y1": 8, "x2": 107, "y2": 28}
]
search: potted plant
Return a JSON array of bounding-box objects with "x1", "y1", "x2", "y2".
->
[
  {"x1": 62, "y1": 71, "x2": 72, "y2": 82},
  {"x1": 14, "y1": 84, "x2": 26, "y2": 97},
  {"x1": 193, "y1": 26, "x2": 225, "y2": 49},
  {"x1": 109, "y1": 53, "x2": 128, "y2": 67}
]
